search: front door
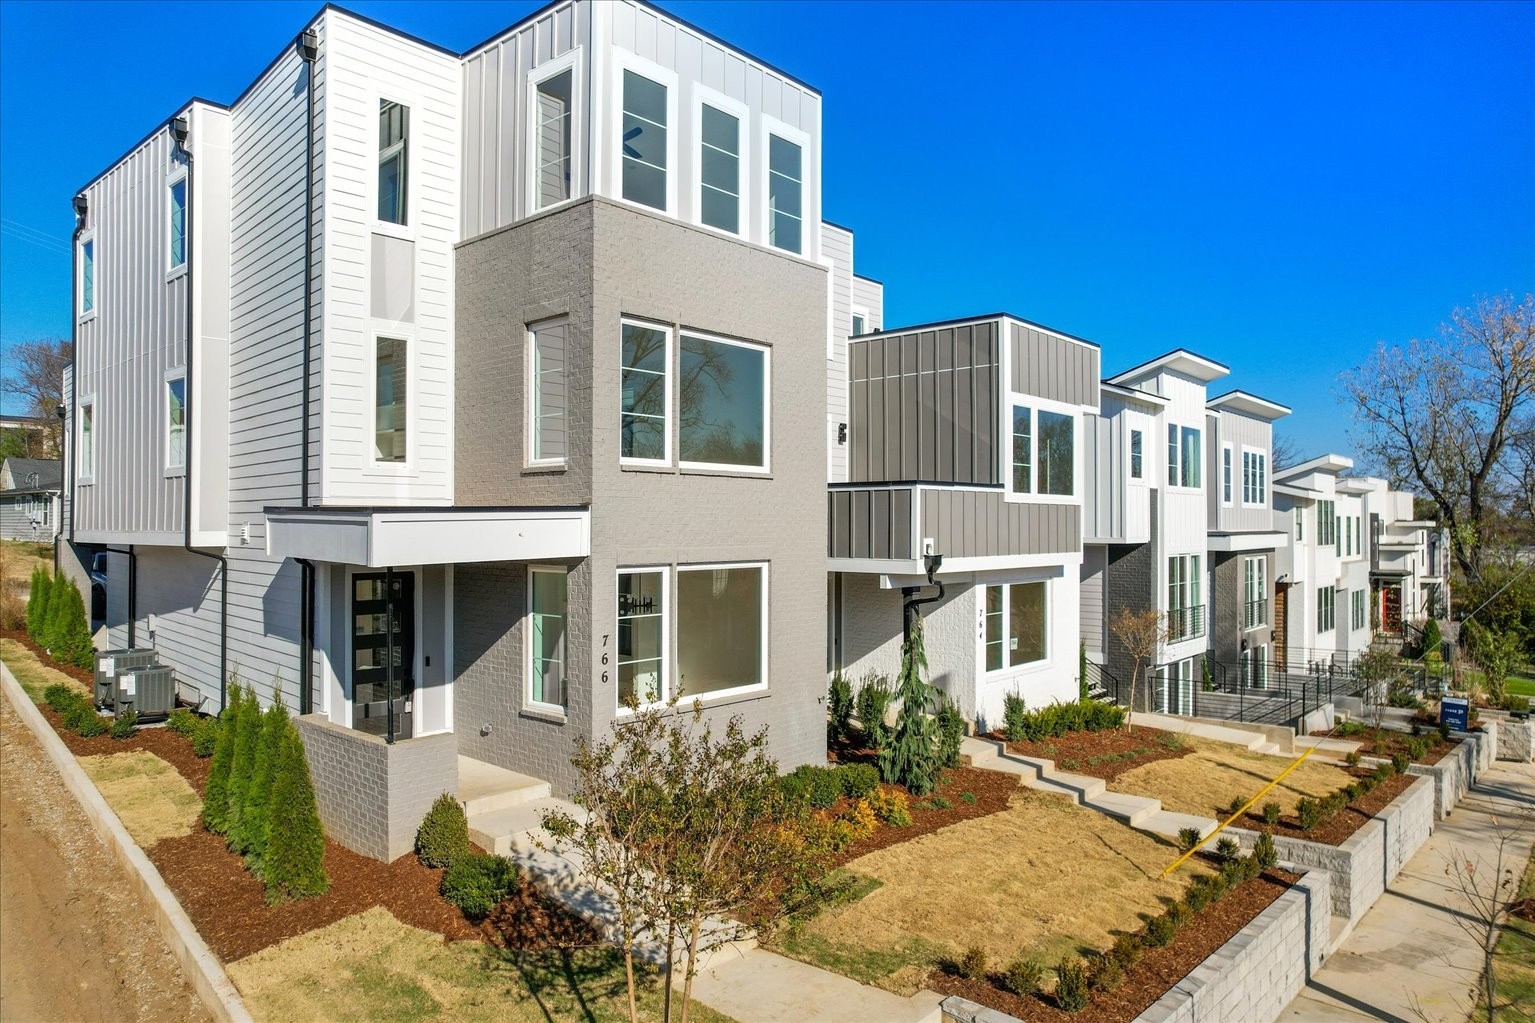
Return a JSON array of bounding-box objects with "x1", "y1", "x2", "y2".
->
[
  {"x1": 1382, "y1": 583, "x2": 1402, "y2": 633},
  {"x1": 1273, "y1": 584, "x2": 1288, "y2": 672},
  {"x1": 352, "y1": 572, "x2": 415, "y2": 740}
]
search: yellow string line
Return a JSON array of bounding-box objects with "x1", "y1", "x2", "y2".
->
[{"x1": 1159, "y1": 741, "x2": 1323, "y2": 879}]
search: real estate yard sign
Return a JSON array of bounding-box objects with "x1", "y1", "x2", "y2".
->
[{"x1": 1440, "y1": 697, "x2": 1470, "y2": 731}]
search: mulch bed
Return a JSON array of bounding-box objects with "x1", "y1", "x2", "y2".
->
[
  {"x1": 1231, "y1": 768, "x2": 1416, "y2": 846},
  {"x1": 992, "y1": 726, "x2": 1197, "y2": 782},
  {"x1": 41, "y1": 703, "x2": 212, "y2": 792},
  {"x1": 2, "y1": 627, "x2": 94, "y2": 686},
  {"x1": 1312, "y1": 726, "x2": 1461, "y2": 766},
  {"x1": 927, "y1": 866, "x2": 1299, "y2": 1022}
]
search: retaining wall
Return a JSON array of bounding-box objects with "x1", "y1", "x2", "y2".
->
[
  {"x1": 1498, "y1": 719, "x2": 1534, "y2": 763},
  {"x1": 939, "y1": 869, "x2": 1332, "y2": 1023},
  {"x1": 1459, "y1": 721, "x2": 1497, "y2": 774},
  {"x1": 1406, "y1": 739, "x2": 1474, "y2": 821},
  {"x1": 1230, "y1": 776, "x2": 1433, "y2": 926}
]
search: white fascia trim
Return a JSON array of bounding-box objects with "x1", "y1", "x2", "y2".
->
[{"x1": 1207, "y1": 531, "x2": 1288, "y2": 553}]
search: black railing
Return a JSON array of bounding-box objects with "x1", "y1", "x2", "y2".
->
[
  {"x1": 1244, "y1": 598, "x2": 1268, "y2": 631},
  {"x1": 1167, "y1": 606, "x2": 1206, "y2": 642}
]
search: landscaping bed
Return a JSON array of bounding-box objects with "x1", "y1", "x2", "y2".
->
[
  {"x1": 1, "y1": 629, "x2": 92, "y2": 688},
  {"x1": 993, "y1": 725, "x2": 1196, "y2": 782},
  {"x1": 1241, "y1": 769, "x2": 1415, "y2": 845},
  {"x1": 1313, "y1": 723, "x2": 1461, "y2": 766}
]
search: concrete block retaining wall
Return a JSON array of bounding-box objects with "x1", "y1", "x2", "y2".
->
[
  {"x1": 1498, "y1": 719, "x2": 1534, "y2": 763},
  {"x1": 1461, "y1": 721, "x2": 1497, "y2": 773},
  {"x1": 1230, "y1": 776, "x2": 1433, "y2": 926},
  {"x1": 939, "y1": 869, "x2": 1333, "y2": 1023},
  {"x1": 1406, "y1": 739, "x2": 1475, "y2": 821},
  {"x1": 296, "y1": 715, "x2": 458, "y2": 862}
]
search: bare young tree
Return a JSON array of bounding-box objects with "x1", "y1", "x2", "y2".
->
[
  {"x1": 1271, "y1": 432, "x2": 1304, "y2": 472},
  {"x1": 0, "y1": 337, "x2": 72, "y2": 457},
  {"x1": 1109, "y1": 607, "x2": 1166, "y2": 730},
  {"x1": 1339, "y1": 293, "x2": 1535, "y2": 584}
]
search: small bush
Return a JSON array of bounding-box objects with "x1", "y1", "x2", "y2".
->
[
  {"x1": 1183, "y1": 881, "x2": 1211, "y2": 912},
  {"x1": 1002, "y1": 691, "x2": 1029, "y2": 742},
  {"x1": 783, "y1": 764, "x2": 844, "y2": 810},
  {"x1": 839, "y1": 763, "x2": 881, "y2": 800},
  {"x1": 1226, "y1": 795, "x2": 1246, "y2": 818},
  {"x1": 827, "y1": 671, "x2": 854, "y2": 743},
  {"x1": 1156, "y1": 730, "x2": 1186, "y2": 750},
  {"x1": 927, "y1": 795, "x2": 952, "y2": 810},
  {"x1": 416, "y1": 792, "x2": 470, "y2": 868},
  {"x1": 1088, "y1": 954, "x2": 1123, "y2": 993},
  {"x1": 1253, "y1": 830, "x2": 1278, "y2": 869},
  {"x1": 43, "y1": 683, "x2": 79, "y2": 713},
  {"x1": 1262, "y1": 801, "x2": 1282, "y2": 825},
  {"x1": 441, "y1": 853, "x2": 519, "y2": 920},
  {"x1": 1177, "y1": 827, "x2": 1202, "y2": 852},
  {"x1": 959, "y1": 792, "x2": 977, "y2": 804},
  {"x1": 1372, "y1": 762, "x2": 1393, "y2": 783},
  {"x1": 1144, "y1": 912, "x2": 1177, "y2": 947},
  {"x1": 1219, "y1": 859, "x2": 1247, "y2": 890},
  {"x1": 866, "y1": 785, "x2": 912, "y2": 826},
  {"x1": 1335, "y1": 720, "x2": 1366, "y2": 737},
  {"x1": 855, "y1": 674, "x2": 894, "y2": 750},
  {"x1": 1345, "y1": 751, "x2": 1362, "y2": 768},
  {"x1": 63, "y1": 698, "x2": 104, "y2": 737},
  {"x1": 1205, "y1": 872, "x2": 1229, "y2": 903},
  {"x1": 1296, "y1": 797, "x2": 1322, "y2": 831},
  {"x1": 1342, "y1": 783, "x2": 1361, "y2": 803},
  {"x1": 1391, "y1": 752, "x2": 1411, "y2": 774},
  {"x1": 1358, "y1": 774, "x2": 1376, "y2": 795},
  {"x1": 957, "y1": 945, "x2": 988, "y2": 981},
  {"x1": 838, "y1": 798, "x2": 878, "y2": 841},
  {"x1": 1166, "y1": 902, "x2": 1191, "y2": 928},
  {"x1": 166, "y1": 707, "x2": 200, "y2": 738},
  {"x1": 192, "y1": 718, "x2": 220, "y2": 757},
  {"x1": 109, "y1": 709, "x2": 138, "y2": 740},
  {"x1": 1055, "y1": 957, "x2": 1090, "y2": 1012},
  {"x1": 1109, "y1": 932, "x2": 1143, "y2": 967},
  {"x1": 936, "y1": 696, "x2": 967, "y2": 770},
  {"x1": 1002, "y1": 956, "x2": 1045, "y2": 996},
  {"x1": 1215, "y1": 836, "x2": 1239, "y2": 861},
  {"x1": 1438, "y1": 721, "x2": 1452, "y2": 741}
]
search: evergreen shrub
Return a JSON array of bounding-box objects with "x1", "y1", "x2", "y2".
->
[{"x1": 416, "y1": 792, "x2": 471, "y2": 869}]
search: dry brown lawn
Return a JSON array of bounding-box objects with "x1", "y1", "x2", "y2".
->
[
  {"x1": 1111, "y1": 738, "x2": 1353, "y2": 819},
  {"x1": 0, "y1": 540, "x2": 50, "y2": 630},
  {"x1": 78, "y1": 750, "x2": 202, "y2": 848},
  {"x1": 796, "y1": 788, "x2": 1204, "y2": 988}
]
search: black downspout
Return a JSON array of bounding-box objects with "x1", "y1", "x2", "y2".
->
[
  {"x1": 173, "y1": 118, "x2": 231, "y2": 713},
  {"x1": 901, "y1": 556, "x2": 947, "y2": 648},
  {"x1": 297, "y1": 30, "x2": 319, "y2": 717},
  {"x1": 61, "y1": 198, "x2": 87, "y2": 576}
]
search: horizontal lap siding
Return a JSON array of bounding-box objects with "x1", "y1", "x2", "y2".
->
[{"x1": 823, "y1": 223, "x2": 853, "y2": 483}]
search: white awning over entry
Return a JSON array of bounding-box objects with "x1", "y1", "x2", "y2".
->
[{"x1": 265, "y1": 505, "x2": 590, "y2": 567}]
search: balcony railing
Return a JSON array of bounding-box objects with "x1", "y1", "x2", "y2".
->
[
  {"x1": 1167, "y1": 605, "x2": 1205, "y2": 642},
  {"x1": 1244, "y1": 598, "x2": 1268, "y2": 631}
]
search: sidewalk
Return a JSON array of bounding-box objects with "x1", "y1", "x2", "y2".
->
[{"x1": 1280, "y1": 761, "x2": 1535, "y2": 1023}]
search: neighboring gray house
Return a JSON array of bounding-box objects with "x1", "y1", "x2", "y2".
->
[
  {"x1": 0, "y1": 457, "x2": 62, "y2": 542},
  {"x1": 66, "y1": 0, "x2": 830, "y2": 861}
]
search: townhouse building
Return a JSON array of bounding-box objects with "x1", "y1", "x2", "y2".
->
[
  {"x1": 65, "y1": 0, "x2": 837, "y2": 860},
  {"x1": 1272, "y1": 456, "x2": 1373, "y2": 670}
]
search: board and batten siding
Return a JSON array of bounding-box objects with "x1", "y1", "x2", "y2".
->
[
  {"x1": 1208, "y1": 408, "x2": 1275, "y2": 533},
  {"x1": 829, "y1": 487, "x2": 915, "y2": 561},
  {"x1": 1008, "y1": 321, "x2": 1099, "y2": 407},
  {"x1": 321, "y1": 12, "x2": 460, "y2": 506},
  {"x1": 461, "y1": 0, "x2": 588, "y2": 237},
  {"x1": 829, "y1": 485, "x2": 1080, "y2": 561},
  {"x1": 849, "y1": 320, "x2": 1001, "y2": 485},
  {"x1": 1080, "y1": 544, "x2": 1106, "y2": 655},
  {"x1": 823, "y1": 222, "x2": 853, "y2": 482}
]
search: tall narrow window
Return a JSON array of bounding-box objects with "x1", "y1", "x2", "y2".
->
[
  {"x1": 169, "y1": 177, "x2": 187, "y2": 269},
  {"x1": 165, "y1": 375, "x2": 186, "y2": 469},
  {"x1": 1167, "y1": 423, "x2": 1179, "y2": 486},
  {"x1": 851, "y1": 313, "x2": 866, "y2": 338},
  {"x1": 679, "y1": 333, "x2": 767, "y2": 470},
  {"x1": 1244, "y1": 556, "x2": 1266, "y2": 630},
  {"x1": 621, "y1": 71, "x2": 667, "y2": 210},
  {"x1": 529, "y1": 568, "x2": 568, "y2": 708},
  {"x1": 378, "y1": 100, "x2": 409, "y2": 225},
  {"x1": 80, "y1": 238, "x2": 95, "y2": 315},
  {"x1": 374, "y1": 337, "x2": 407, "y2": 462},
  {"x1": 677, "y1": 565, "x2": 765, "y2": 698},
  {"x1": 1180, "y1": 427, "x2": 1201, "y2": 488},
  {"x1": 530, "y1": 321, "x2": 567, "y2": 463},
  {"x1": 80, "y1": 400, "x2": 95, "y2": 480},
  {"x1": 618, "y1": 570, "x2": 666, "y2": 705},
  {"x1": 533, "y1": 71, "x2": 573, "y2": 210},
  {"x1": 1037, "y1": 410, "x2": 1074, "y2": 496},
  {"x1": 1012, "y1": 405, "x2": 1032, "y2": 492},
  {"x1": 1130, "y1": 429, "x2": 1143, "y2": 479},
  {"x1": 1223, "y1": 446, "x2": 1233, "y2": 503},
  {"x1": 1168, "y1": 554, "x2": 1203, "y2": 639},
  {"x1": 984, "y1": 585, "x2": 1004, "y2": 672},
  {"x1": 620, "y1": 321, "x2": 668, "y2": 463},
  {"x1": 1295, "y1": 506, "x2": 1303, "y2": 541},
  {"x1": 699, "y1": 104, "x2": 740, "y2": 233},
  {"x1": 767, "y1": 134, "x2": 803, "y2": 254},
  {"x1": 983, "y1": 581, "x2": 1048, "y2": 671}
]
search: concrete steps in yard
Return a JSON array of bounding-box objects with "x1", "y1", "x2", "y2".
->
[{"x1": 457, "y1": 755, "x2": 551, "y2": 816}]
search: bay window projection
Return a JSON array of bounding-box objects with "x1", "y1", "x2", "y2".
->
[
  {"x1": 378, "y1": 100, "x2": 409, "y2": 225},
  {"x1": 533, "y1": 70, "x2": 573, "y2": 210},
  {"x1": 1130, "y1": 429, "x2": 1143, "y2": 479},
  {"x1": 165, "y1": 375, "x2": 186, "y2": 469},
  {"x1": 1317, "y1": 586, "x2": 1336, "y2": 633},
  {"x1": 169, "y1": 177, "x2": 187, "y2": 269},
  {"x1": 1167, "y1": 554, "x2": 1203, "y2": 640},
  {"x1": 984, "y1": 581, "x2": 1047, "y2": 672},
  {"x1": 699, "y1": 104, "x2": 740, "y2": 233},
  {"x1": 617, "y1": 570, "x2": 666, "y2": 706},
  {"x1": 1010, "y1": 405, "x2": 1074, "y2": 496},
  {"x1": 679, "y1": 333, "x2": 767, "y2": 469},
  {"x1": 529, "y1": 568, "x2": 568, "y2": 709},
  {"x1": 530, "y1": 321, "x2": 568, "y2": 463},
  {"x1": 621, "y1": 70, "x2": 668, "y2": 211},
  {"x1": 620, "y1": 321, "x2": 669, "y2": 462},
  {"x1": 374, "y1": 337, "x2": 407, "y2": 463},
  {"x1": 677, "y1": 565, "x2": 765, "y2": 698},
  {"x1": 767, "y1": 134, "x2": 803, "y2": 254},
  {"x1": 1243, "y1": 556, "x2": 1266, "y2": 630}
]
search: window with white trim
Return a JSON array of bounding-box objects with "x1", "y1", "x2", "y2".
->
[
  {"x1": 1167, "y1": 424, "x2": 1201, "y2": 488},
  {"x1": 677, "y1": 564, "x2": 766, "y2": 699},
  {"x1": 1222, "y1": 445, "x2": 1233, "y2": 503},
  {"x1": 1295, "y1": 505, "x2": 1304, "y2": 541},
  {"x1": 1130, "y1": 429, "x2": 1143, "y2": 479},
  {"x1": 620, "y1": 320, "x2": 669, "y2": 463},
  {"x1": 851, "y1": 313, "x2": 866, "y2": 338},
  {"x1": 1012, "y1": 406, "x2": 1032, "y2": 492},
  {"x1": 1242, "y1": 450, "x2": 1267, "y2": 504},
  {"x1": 1243, "y1": 556, "x2": 1266, "y2": 630},
  {"x1": 377, "y1": 100, "x2": 409, "y2": 225},
  {"x1": 1317, "y1": 500, "x2": 1335, "y2": 548},
  {"x1": 529, "y1": 320, "x2": 568, "y2": 464},
  {"x1": 374, "y1": 337, "x2": 407, "y2": 463},
  {"x1": 699, "y1": 103, "x2": 740, "y2": 233},
  {"x1": 1167, "y1": 554, "x2": 1203, "y2": 640},
  {"x1": 533, "y1": 70, "x2": 573, "y2": 210},
  {"x1": 621, "y1": 70, "x2": 667, "y2": 211},
  {"x1": 168, "y1": 176, "x2": 187, "y2": 270},
  {"x1": 79, "y1": 399, "x2": 95, "y2": 481},
  {"x1": 983, "y1": 581, "x2": 1047, "y2": 672},
  {"x1": 767, "y1": 133, "x2": 803, "y2": 254},
  {"x1": 617, "y1": 569, "x2": 666, "y2": 705},
  {"x1": 165, "y1": 373, "x2": 186, "y2": 470},
  {"x1": 1351, "y1": 588, "x2": 1366, "y2": 631},
  {"x1": 529, "y1": 567, "x2": 568, "y2": 709},
  {"x1": 1010, "y1": 404, "x2": 1073, "y2": 496},
  {"x1": 79, "y1": 237, "x2": 95, "y2": 316},
  {"x1": 679, "y1": 332, "x2": 767, "y2": 470},
  {"x1": 1317, "y1": 586, "x2": 1336, "y2": 633}
]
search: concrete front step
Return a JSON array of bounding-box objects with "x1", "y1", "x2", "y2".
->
[
  {"x1": 457, "y1": 756, "x2": 552, "y2": 816},
  {"x1": 467, "y1": 795, "x2": 574, "y2": 856},
  {"x1": 1084, "y1": 789, "x2": 1162, "y2": 828},
  {"x1": 1140, "y1": 809, "x2": 1218, "y2": 839}
]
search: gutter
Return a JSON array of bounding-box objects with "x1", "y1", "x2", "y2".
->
[
  {"x1": 61, "y1": 200, "x2": 87, "y2": 576},
  {"x1": 172, "y1": 117, "x2": 231, "y2": 713},
  {"x1": 296, "y1": 29, "x2": 319, "y2": 716}
]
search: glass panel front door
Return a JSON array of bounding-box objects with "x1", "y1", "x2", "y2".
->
[{"x1": 352, "y1": 571, "x2": 415, "y2": 740}]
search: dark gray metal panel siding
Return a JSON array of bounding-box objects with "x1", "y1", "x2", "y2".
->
[
  {"x1": 919, "y1": 489, "x2": 1080, "y2": 558},
  {"x1": 828, "y1": 487, "x2": 914, "y2": 559},
  {"x1": 848, "y1": 320, "x2": 1001, "y2": 484},
  {"x1": 1009, "y1": 322, "x2": 1099, "y2": 407}
]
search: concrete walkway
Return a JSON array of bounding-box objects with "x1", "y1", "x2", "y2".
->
[{"x1": 1280, "y1": 761, "x2": 1535, "y2": 1023}]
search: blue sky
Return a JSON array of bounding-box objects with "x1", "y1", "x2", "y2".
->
[{"x1": 2, "y1": 0, "x2": 1530, "y2": 458}]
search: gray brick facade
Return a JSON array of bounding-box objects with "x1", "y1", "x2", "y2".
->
[
  {"x1": 1103, "y1": 497, "x2": 1158, "y2": 705},
  {"x1": 1210, "y1": 549, "x2": 1275, "y2": 678}
]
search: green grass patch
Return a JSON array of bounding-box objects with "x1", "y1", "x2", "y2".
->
[
  {"x1": 1487, "y1": 846, "x2": 1535, "y2": 1021},
  {"x1": 0, "y1": 637, "x2": 87, "y2": 704},
  {"x1": 773, "y1": 926, "x2": 945, "y2": 994}
]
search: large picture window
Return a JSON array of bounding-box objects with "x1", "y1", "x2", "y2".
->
[
  {"x1": 1168, "y1": 425, "x2": 1201, "y2": 488},
  {"x1": 533, "y1": 70, "x2": 573, "y2": 210},
  {"x1": 767, "y1": 133, "x2": 802, "y2": 254},
  {"x1": 374, "y1": 337, "x2": 407, "y2": 463},
  {"x1": 699, "y1": 104, "x2": 740, "y2": 234},
  {"x1": 165, "y1": 374, "x2": 186, "y2": 470},
  {"x1": 1242, "y1": 450, "x2": 1267, "y2": 504},
  {"x1": 618, "y1": 570, "x2": 666, "y2": 705},
  {"x1": 530, "y1": 320, "x2": 568, "y2": 464},
  {"x1": 529, "y1": 568, "x2": 568, "y2": 709},
  {"x1": 677, "y1": 565, "x2": 765, "y2": 699},
  {"x1": 984, "y1": 581, "x2": 1048, "y2": 671},
  {"x1": 620, "y1": 321, "x2": 669, "y2": 463},
  {"x1": 1009, "y1": 404, "x2": 1073, "y2": 496},
  {"x1": 621, "y1": 70, "x2": 668, "y2": 211},
  {"x1": 679, "y1": 333, "x2": 767, "y2": 470},
  {"x1": 378, "y1": 100, "x2": 409, "y2": 225}
]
